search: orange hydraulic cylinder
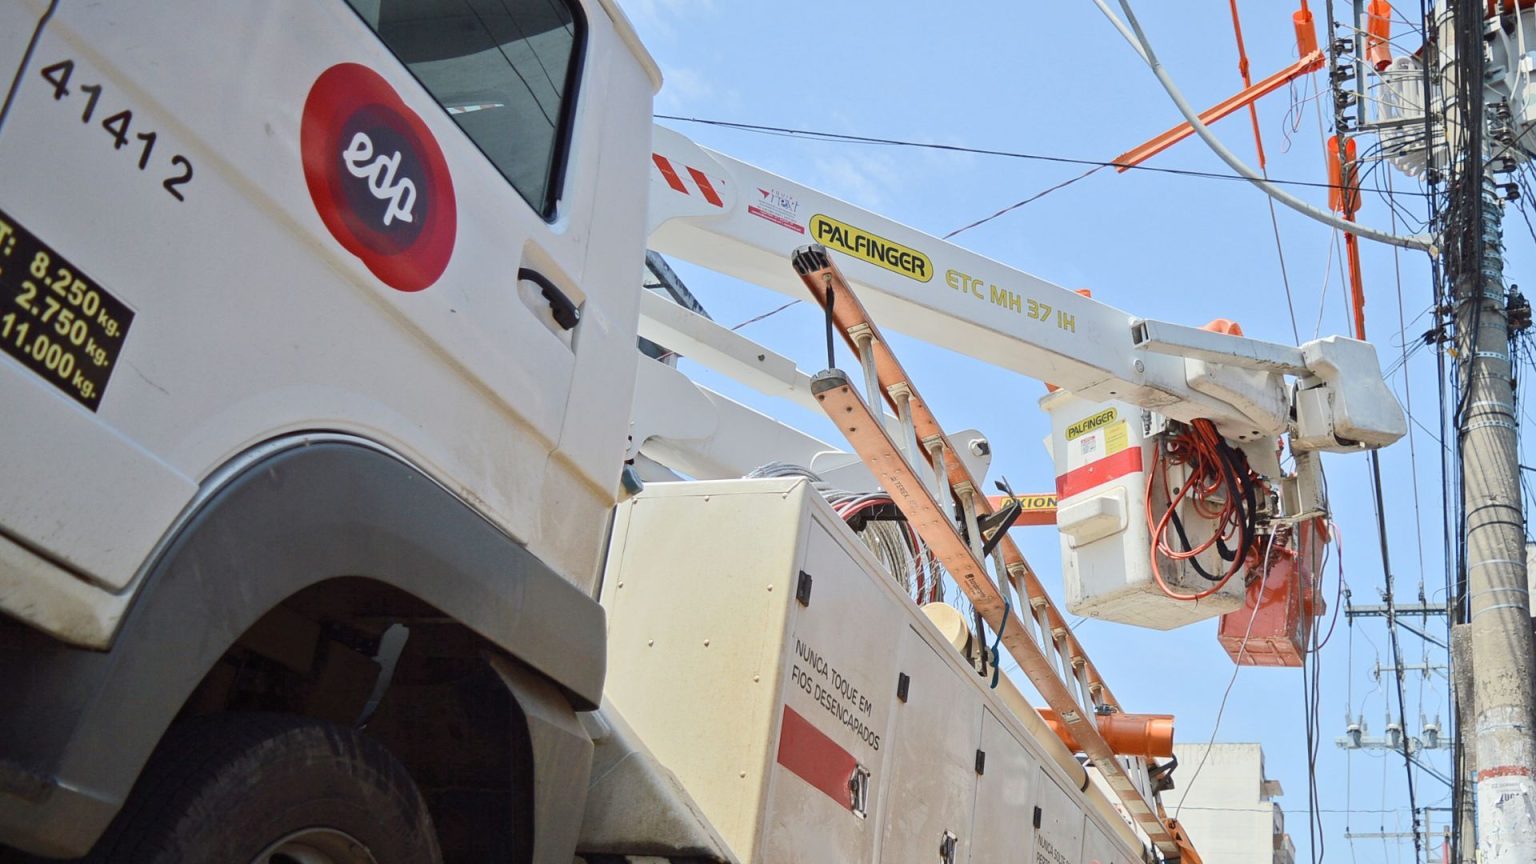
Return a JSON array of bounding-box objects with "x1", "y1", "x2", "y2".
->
[
  {"x1": 1294, "y1": 6, "x2": 1319, "y2": 57},
  {"x1": 1326, "y1": 135, "x2": 1360, "y2": 215},
  {"x1": 1038, "y1": 709, "x2": 1176, "y2": 759},
  {"x1": 1366, "y1": 1, "x2": 1393, "y2": 71}
]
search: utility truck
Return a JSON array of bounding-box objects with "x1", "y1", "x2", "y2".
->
[{"x1": 0, "y1": 1, "x2": 1403, "y2": 862}]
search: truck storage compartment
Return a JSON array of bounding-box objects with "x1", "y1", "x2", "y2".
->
[{"x1": 600, "y1": 477, "x2": 1144, "y2": 863}]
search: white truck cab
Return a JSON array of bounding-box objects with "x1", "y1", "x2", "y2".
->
[{"x1": 0, "y1": 1, "x2": 656, "y2": 860}]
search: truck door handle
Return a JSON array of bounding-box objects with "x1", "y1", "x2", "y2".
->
[{"x1": 518, "y1": 267, "x2": 581, "y2": 331}]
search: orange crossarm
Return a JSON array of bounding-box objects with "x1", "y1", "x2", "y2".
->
[{"x1": 1113, "y1": 50, "x2": 1324, "y2": 171}]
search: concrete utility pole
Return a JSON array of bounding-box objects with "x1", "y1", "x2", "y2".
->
[
  {"x1": 1450, "y1": 1, "x2": 1536, "y2": 858},
  {"x1": 1458, "y1": 185, "x2": 1536, "y2": 858}
]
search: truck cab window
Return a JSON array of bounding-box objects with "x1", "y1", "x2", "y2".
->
[{"x1": 345, "y1": 0, "x2": 583, "y2": 219}]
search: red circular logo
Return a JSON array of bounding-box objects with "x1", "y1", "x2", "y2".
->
[{"x1": 301, "y1": 63, "x2": 456, "y2": 292}]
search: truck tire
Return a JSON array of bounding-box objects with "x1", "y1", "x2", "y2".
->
[{"x1": 84, "y1": 713, "x2": 442, "y2": 864}]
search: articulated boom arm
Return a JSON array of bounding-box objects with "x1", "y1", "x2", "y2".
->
[{"x1": 646, "y1": 124, "x2": 1406, "y2": 453}]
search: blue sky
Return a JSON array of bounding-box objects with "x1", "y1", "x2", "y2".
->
[{"x1": 626, "y1": 2, "x2": 1519, "y2": 860}]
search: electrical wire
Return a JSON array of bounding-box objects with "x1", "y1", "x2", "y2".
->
[
  {"x1": 1097, "y1": 0, "x2": 1435, "y2": 250},
  {"x1": 1144, "y1": 419, "x2": 1260, "y2": 599},
  {"x1": 745, "y1": 462, "x2": 946, "y2": 604},
  {"x1": 943, "y1": 165, "x2": 1105, "y2": 239},
  {"x1": 1371, "y1": 448, "x2": 1424, "y2": 863},
  {"x1": 1267, "y1": 192, "x2": 1305, "y2": 343},
  {"x1": 1387, "y1": 168, "x2": 1434, "y2": 616},
  {"x1": 649, "y1": 297, "x2": 802, "y2": 365},
  {"x1": 1175, "y1": 531, "x2": 1277, "y2": 819},
  {"x1": 652, "y1": 115, "x2": 1434, "y2": 199}
]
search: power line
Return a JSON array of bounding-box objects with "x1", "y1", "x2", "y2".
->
[
  {"x1": 1176, "y1": 535, "x2": 1274, "y2": 820},
  {"x1": 1369, "y1": 450, "x2": 1424, "y2": 863},
  {"x1": 654, "y1": 114, "x2": 1434, "y2": 198},
  {"x1": 943, "y1": 165, "x2": 1104, "y2": 239}
]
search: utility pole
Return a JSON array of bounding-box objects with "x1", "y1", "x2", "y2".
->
[{"x1": 1448, "y1": 0, "x2": 1536, "y2": 859}]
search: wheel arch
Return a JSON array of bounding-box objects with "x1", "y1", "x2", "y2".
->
[{"x1": 0, "y1": 436, "x2": 603, "y2": 859}]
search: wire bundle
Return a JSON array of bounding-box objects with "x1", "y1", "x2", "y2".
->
[
  {"x1": 745, "y1": 463, "x2": 945, "y2": 604},
  {"x1": 1145, "y1": 419, "x2": 1262, "y2": 600}
]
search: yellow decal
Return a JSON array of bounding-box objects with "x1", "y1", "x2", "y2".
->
[
  {"x1": 1066, "y1": 407, "x2": 1119, "y2": 441},
  {"x1": 811, "y1": 214, "x2": 932, "y2": 282},
  {"x1": 1105, "y1": 420, "x2": 1129, "y2": 455},
  {"x1": 944, "y1": 267, "x2": 1077, "y2": 332},
  {"x1": 1004, "y1": 494, "x2": 1058, "y2": 512}
]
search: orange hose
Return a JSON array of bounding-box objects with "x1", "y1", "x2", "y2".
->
[{"x1": 1144, "y1": 421, "x2": 1253, "y2": 601}]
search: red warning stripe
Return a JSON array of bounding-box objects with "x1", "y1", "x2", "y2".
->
[
  {"x1": 1056, "y1": 447, "x2": 1144, "y2": 500},
  {"x1": 686, "y1": 166, "x2": 723, "y2": 206},
  {"x1": 1478, "y1": 764, "x2": 1534, "y2": 781},
  {"x1": 652, "y1": 153, "x2": 688, "y2": 194},
  {"x1": 651, "y1": 153, "x2": 725, "y2": 207},
  {"x1": 775, "y1": 705, "x2": 856, "y2": 810}
]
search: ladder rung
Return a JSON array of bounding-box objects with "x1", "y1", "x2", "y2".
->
[{"x1": 795, "y1": 247, "x2": 1181, "y2": 856}]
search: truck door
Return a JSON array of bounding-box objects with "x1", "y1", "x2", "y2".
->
[
  {"x1": 0, "y1": 0, "x2": 647, "y2": 640},
  {"x1": 0, "y1": 1, "x2": 200, "y2": 630},
  {"x1": 1, "y1": 1, "x2": 48, "y2": 99},
  {"x1": 341, "y1": 0, "x2": 590, "y2": 456}
]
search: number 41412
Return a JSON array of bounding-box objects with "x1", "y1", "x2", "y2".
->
[{"x1": 38, "y1": 59, "x2": 193, "y2": 202}]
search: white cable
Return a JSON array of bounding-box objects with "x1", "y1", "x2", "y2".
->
[
  {"x1": 1089, "y1": 0, "x2": 1148, "y2": 62},
  {"x1": 1096, "y1": 0, "x2": 1436, "y2": 253}
]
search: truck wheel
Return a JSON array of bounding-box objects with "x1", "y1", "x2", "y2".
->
[{"x1": 86, "y1": 713, "x2": 441, "y2": 864}]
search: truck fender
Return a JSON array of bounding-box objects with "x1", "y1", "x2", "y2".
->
[{"x1": 0, "y1": 436, "x2": 604, "y2": 858}]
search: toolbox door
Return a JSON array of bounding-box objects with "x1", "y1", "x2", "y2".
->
[{"x1": 877, "y1": 625, "x2": 982, "y2": 864}]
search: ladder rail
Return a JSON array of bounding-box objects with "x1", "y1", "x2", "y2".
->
[{"x1": 795, "y1": 246, "x2": 1183, "y2": 857}]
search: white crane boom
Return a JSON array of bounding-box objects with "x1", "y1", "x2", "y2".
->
[{"x1": 645, "y1": 124, "x2": 1406, "y2": 453}]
